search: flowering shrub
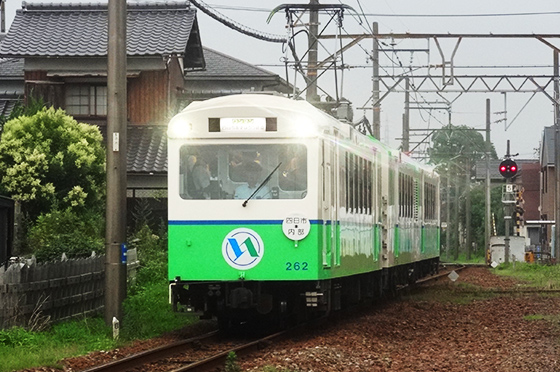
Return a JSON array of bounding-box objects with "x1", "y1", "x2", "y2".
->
[{"x1": 0, "y1": 107, "x2": 105, "y2": 220}]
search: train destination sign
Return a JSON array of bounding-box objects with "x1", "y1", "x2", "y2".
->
[
  {"x1": 208, "y1": 117, "x2": 277, "y2": 132},
  {"x1": 220, "y1": 118, "x2": 266, "y2": 132}
]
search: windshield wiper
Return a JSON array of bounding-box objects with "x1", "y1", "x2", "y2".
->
[{"x1": 243, "y1": 162, "x2": 282, "y2": 207}]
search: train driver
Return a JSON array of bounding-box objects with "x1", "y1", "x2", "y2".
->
[{"x1": 234, "y1": 161, "x2": 272, "y2": 200}]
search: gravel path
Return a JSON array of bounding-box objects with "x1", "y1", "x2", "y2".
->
[{"x1": 19, "y1": 266, "x2": 560, "y2": 372}]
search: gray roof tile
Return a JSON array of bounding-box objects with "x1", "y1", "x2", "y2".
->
[
  {"x1": 126, "y1": 125, "x2": 167, "y2": 173},
  {"x1": 0, "y1": 1, "x2": 197, "y2": 57},
  {"x1": 187, "y1": 47, "x2": 276, "y2": 78},
  {"x1": 0, "y1": 58, "x2": 24, "y2": 78}
]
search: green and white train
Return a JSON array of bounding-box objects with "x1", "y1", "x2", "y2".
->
[{"x1": 168, "y1": 94, "x2": 440, "y2": 327}]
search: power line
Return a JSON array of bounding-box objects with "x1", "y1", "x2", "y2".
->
[
  {"x1": 190, "y1": 0, "x2": 287, "y2": 43},
  {"x1": 206, "y1": 3, "x2": 560, "y2": 18}
]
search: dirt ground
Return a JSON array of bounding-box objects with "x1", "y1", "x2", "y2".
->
[{"x1": 18, "y1": 266, "x2": 560, "y2": 372}]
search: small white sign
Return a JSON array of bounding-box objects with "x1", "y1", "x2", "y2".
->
[
  {"x1": 112, "y1": 132, "x2": 119, "y2": 152},
  {"x1": 112, "y1": 317, "x2": 119, "y2": 340},
  {"x1": 282, "y1": 213, "x2": 311, "y2": 241},
  {"x1": 448, "y1": 270, "x2": 459, "y2": 282}
]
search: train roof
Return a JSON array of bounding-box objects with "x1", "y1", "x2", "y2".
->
[{"x1": 169, "y1": 93, "x2": 438, "y2": 177}]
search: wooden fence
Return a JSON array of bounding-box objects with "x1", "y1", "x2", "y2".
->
[{"x1": 0, "y1": 250, "x2": 139, "y2": 330}]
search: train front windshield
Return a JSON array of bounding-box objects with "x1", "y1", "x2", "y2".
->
[{"x1": 179, "y1": 144, "x2": 307, "y2": 200}]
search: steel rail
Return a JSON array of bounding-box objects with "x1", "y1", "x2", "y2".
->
[
  {"x1": 80, "y1": 330, "x2": 220, "y2": 372},
  {"x1": 169, "y1": 329, "x2": 290, "y2": 372}
]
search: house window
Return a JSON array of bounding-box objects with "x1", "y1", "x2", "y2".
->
[{"x1": 65, "y1": 85, "x2": 107, "y2": 116}]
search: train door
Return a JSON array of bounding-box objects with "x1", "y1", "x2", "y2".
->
[
  {"x1": 321, "y1": 136, "x2": 339, "y2": 268},
  {"x1": 331, "y1": 133, "x2": 339, "y2": 266}
]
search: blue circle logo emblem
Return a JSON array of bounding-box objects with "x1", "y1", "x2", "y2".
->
[{"x1": 222, "y1": 228, "x2": 264, "y2": 269}]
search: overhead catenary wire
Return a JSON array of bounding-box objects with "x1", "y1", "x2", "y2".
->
[
  {"x1": 204, "y1": 3, "x2": 560, "y2": 18},
  {"x1": 189, "y1": 0, "x2": 287, "y2": 43}
]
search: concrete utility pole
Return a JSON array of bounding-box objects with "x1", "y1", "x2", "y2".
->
[
  {"x1": 372, "y1": 22, "x2": 381, "y2": 139},
  {"x1": 485, "y1": 99, "x2": 491, "y2": 265},
  {"x1": 465, "y1": 156, "x2": 472, "y2": 260},
  {"x1": 402, "y1": 77, "x2": 410, "y2": 152},
  {"x1": 554, "y1": 50, "x2": 560, "y2": 262},
  {"x1": 1, "y1": 0, "x2": 5, "y2": 33},
  {"x1": 306, "y1": 0, "x2": 319, "y2": 103},
  {"x1": 105, "y1": 0, "x2": 127, "y2": 326},
  {"x1": 453, "y1": 175, "x2": 460, "y2": 260},
  {"x1": 446, "y1": 168, "x2": 451, "y2": 257}
]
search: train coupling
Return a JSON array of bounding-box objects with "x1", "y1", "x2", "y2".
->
[{"x1": 304, "y1": 291, "x2": 327, "y2": 310}]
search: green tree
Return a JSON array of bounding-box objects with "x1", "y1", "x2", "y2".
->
[
  {"x1": 428, "y1": 124, "x2": 498, "y2": 171},
  {"x1": 0, "y1": 96, "x2": 45, "y2": 132},
  {"x1": 0, "y1": 107, "x2": 106, "y2": 221},
  {"x1": 428, "y1": 124, "x2": 499, "y2": 260}
]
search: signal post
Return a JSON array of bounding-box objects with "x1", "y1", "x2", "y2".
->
[{"x1": 499, "y1": 141, "x2": 518, "y2": 264}]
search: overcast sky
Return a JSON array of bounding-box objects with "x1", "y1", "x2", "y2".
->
[{"x1": 4, "y1": 1, "x2": 560, "y2": 159}]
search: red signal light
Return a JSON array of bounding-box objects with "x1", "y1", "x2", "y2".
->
[{"x1": 499, "y1": 159, "x2": 518, "y2": 178}]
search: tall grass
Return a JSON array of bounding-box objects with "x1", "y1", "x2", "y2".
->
[
  {"x1": 0, "y1": 223, "x2": 196, "y2": 371},
  {"x1": 493, "y1": 262, "x2": 560, "y2": 289},
  {"x1": 0, "y1": 317, "x2": 117, "y2": 372}
]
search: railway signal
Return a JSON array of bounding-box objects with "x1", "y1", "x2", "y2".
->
[{"x1": 499, "y1": 159, "x2": 518, "y2": 178}]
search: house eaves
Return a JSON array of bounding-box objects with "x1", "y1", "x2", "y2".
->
[
  {"x1": 0, "y1": 1, "x2": 204, "y2": 69},
  {"x1": 186, "y1": 47, "x2": 279, "y2": 79}
]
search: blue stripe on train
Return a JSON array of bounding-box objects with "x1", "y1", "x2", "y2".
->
[{"x1": 169, "y1": 219, "x2": 323, "y2": 225}]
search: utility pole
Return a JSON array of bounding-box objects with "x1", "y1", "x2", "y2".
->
[
  {"x1": 485, "y1": 99, "x2": 491, "y2": 265},
  {"x1": 453, "y1": 174, "x2": 460, "y2": 260},
  {"x1": 1, "y1": 0, "x2": 5, "y2": 33},
  {"x1": 402, "y1": 77, "x2": 410, "y2": 152},
  {"x1": 465, "y1": 156, "x2": 472, "y2": 260},
  {"x1": 554, "y1": 50, "x2": 560, "y2": 262},
  {"x1": 105, "y1": 0, "x2": 127, "y2": 326},
  {"x1": 306, "y1": 0, "x2": 319, "y2": 103},
  {"x1": 503, "y1": 140, "x2": 512, "y2": 264},
  {"x1": 446, "y1": 168, "x2": 451, "y2": 258},
  {"x1": 372, "y1": 22, "x2": 380, "y2": 139}
]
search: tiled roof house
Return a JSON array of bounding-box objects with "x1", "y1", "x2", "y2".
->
[
  {"x1": 0, "y1": 58, "x2": 24, "y2": 121},
  {"x1": 0, "y1": 1, "x2": 204, "y2": 127},
  {"x1": 0, "y1": 1, "x2": 205, "y2": 222},
  {"x1": 184, "y1": 47, "x2": 293, "y2": 101},
  {"x1": 0, "y1": 1, "x2": 293, "y2": 223}
]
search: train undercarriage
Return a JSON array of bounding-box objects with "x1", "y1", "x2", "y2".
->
[{"x1": 170, "y1": 257, "x2": 440, "y2": 329}]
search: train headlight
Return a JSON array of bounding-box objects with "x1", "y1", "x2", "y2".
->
[{"x1": 168, "y1": 119, "x2": 193, "y2": 138}]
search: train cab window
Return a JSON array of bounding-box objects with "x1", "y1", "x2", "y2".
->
[{"x1": 179, "y1": 144, "x2": 307, "y2": 200}]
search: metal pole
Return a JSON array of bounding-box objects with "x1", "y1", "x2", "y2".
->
[
  {"x1": 453, "y1": 174, "x2": 460, "y2": 260},
  {"x1": 306, "y1": 0, "x2": 319, "y2": 103},
  {"x1": 554, "y1": 50, "x2": 560, "y2": 262},
  {"x1": 105, "y1": 0, "x2": 127, "y2": 326},
  {"x1": 402, "y1": 77, "x2": 410, "y2": 152},
  {"x1": 446, "y1": 168, "x2": 451, "y2": 259},
  {"x1": 372, "y1": 22, "x2": 381, "y2": 139},
  {"x1": 485, "y1": 99, "x2": 491, "y2": 265},
  {"x1": 504, "y1": 140, "x2": 511, "y2": 264},
  {"x1": 465, "y1": 157, "x2": 472, "y2": 260}
]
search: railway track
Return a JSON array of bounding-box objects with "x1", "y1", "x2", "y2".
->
[
  {"x1": 80, "y1": 331, "x2": 222, "y2": 372},
  {"x1": 81, "y1": 327, "x2": 295, "y2": 372},
  {"x1": 82, "y1": 265, "x2": 471, "y2": 372}
]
